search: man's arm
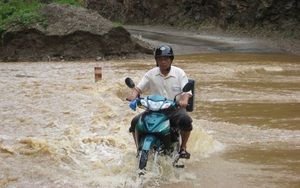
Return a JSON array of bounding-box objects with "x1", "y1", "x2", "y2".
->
[
  {"x1": 126, "y1": 87, "x2": 141, "y2": 101},
  {"x1": 178, "y1": 92, "x2": 192, "y2": 108}
]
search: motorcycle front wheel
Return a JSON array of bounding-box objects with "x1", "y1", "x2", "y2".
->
[{"x1": 138, "y1": 150, "x2": 148, "y2": 170}]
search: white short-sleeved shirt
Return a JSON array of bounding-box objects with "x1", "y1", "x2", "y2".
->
[{"x1": 137, "y1": 66, "x2": 192, "y2": 101}]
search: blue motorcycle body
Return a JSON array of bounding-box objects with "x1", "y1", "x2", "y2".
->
[{"x1": 125, "y1": 77, "x2": 194, "y2": 173}]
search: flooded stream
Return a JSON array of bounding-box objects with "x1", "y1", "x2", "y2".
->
[{"x1": 1, "y1": 52, "x2": 299, "y2": 187}]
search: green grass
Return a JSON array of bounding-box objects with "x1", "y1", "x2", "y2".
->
[
  {"x1": 114, "y1": 22, "x2": 123, "y2": 27},
  {"x1": 0, "y1": 0, "x2": 85, "y2": 42},
  {"x1": 52, "y1": 0, "x2": 84, "y2": 7},
  {"x1": 0, "y1": 1, "x2": 44, "y2": 28}
]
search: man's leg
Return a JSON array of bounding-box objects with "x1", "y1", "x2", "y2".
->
[
  {"x1": 130, "y1": 112, "x2": 145, "y2": 149},
  {"x1": 168, "y1": 108, "x2": 193, "y2": 158},
  {"x1": 132, "y1": 132, "x2": 137, "y2": 148},
  {"x1": 180, "y1": 130, "x2": 191, "y2": 150}
]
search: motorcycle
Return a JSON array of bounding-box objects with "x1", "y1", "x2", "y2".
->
[{"x1": 125, "y1": 77, "x2": 194, "y2": 175}]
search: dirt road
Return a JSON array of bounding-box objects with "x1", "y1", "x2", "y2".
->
[{"x1": 125, "y1": 25, "x2": 299, "y2": 56}]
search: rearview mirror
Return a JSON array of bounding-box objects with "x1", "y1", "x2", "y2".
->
[
  {"x1": 182, "y1": 82, "x2": 193, "y2": 92},
  {"x1": 125, "y1": 77, "x2": 135, "y2": 88}
]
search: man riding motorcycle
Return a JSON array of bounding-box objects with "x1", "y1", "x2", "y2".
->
[{"x1": 126, "y1": 45, "x2": 193, "y2": 159}]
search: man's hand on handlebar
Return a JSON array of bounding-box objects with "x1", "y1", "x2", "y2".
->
[
  {"x1": 126, "y1": 95, "x2": 135, "y2": 101},
  {"x1": 126, "y1": 87, "x2": 140, "y2": 101},
  {"x1": 178, "y1": 100, "x2": 188, "y2": 108}
]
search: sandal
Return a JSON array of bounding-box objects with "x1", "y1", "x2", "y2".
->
[{"x1": 178, "y1": 148, "x2": 190, "y2": 159}]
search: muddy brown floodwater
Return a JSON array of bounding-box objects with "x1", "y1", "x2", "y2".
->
[{"x1": 1, "y1": 27, "x2": 300, "y2": 188}]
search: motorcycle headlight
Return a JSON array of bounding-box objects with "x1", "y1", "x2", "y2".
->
[
  {"x1": 140, "y1": 99, "x2": 148, "y2": 107},
  {"x1": 161, "y1": 102, "x2": 171, "y2": 109},
  {"x1": 148, "y1": 100, "x2": 164, "y2": 111}
]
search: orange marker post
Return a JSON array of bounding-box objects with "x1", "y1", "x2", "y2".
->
[{"x1": 95, "y1": 67, "x2": 102, "y2": 82}]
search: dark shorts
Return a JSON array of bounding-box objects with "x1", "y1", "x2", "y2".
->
[{"x1": 129, "y1": 108, "x2": 193, "y2": 132}]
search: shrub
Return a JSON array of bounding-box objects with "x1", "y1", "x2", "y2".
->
[
  {"x1": 0, "y1": 0, "x2": 84, "y2": 42},
  {"x1": 52, "y1": 0, "x2": 84, "y2": 7}
]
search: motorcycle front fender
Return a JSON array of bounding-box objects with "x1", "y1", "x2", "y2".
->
[{"x1": 139, "y1": 135, "x2": 159, "y2": 151}]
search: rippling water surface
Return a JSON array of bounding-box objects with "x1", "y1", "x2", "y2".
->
[{"x1": 0, "y1": 53, "x2": 299, "y2": 187}]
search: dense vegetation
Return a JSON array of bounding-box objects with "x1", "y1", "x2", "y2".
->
[{"x1": 0, "y1": 0, "x2": 84, "y2": 40}]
